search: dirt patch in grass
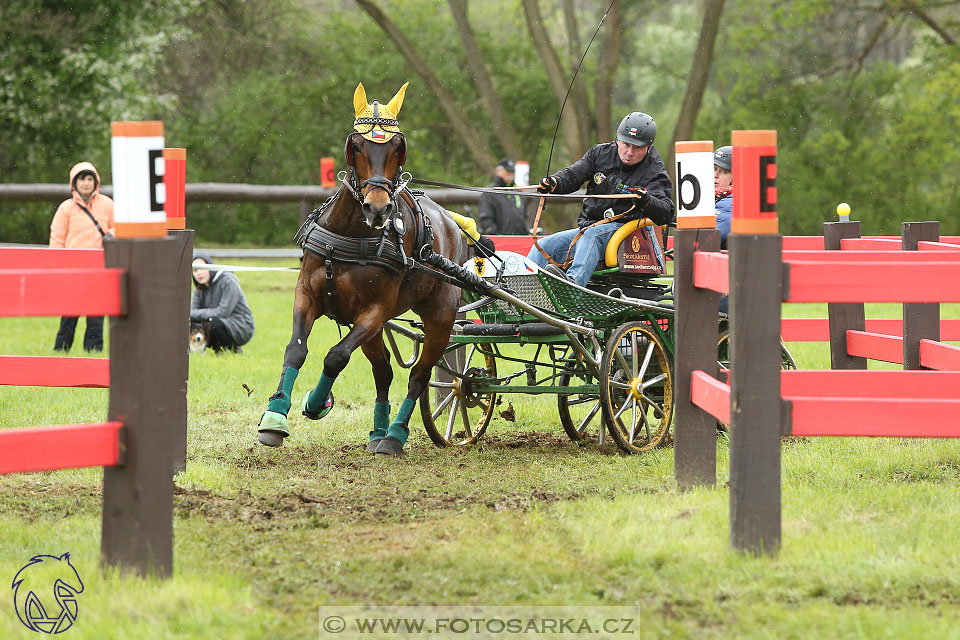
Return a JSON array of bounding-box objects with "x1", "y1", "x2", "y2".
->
[
  {"x1": 222, "y1": 429, "x2": 630, "y2": 469},
  {"x1": 172, "y1": 483, "x2": 585, "y2": 530},
  {"x1": 0, "y1": 482, "x2": 102, "y2": 521},
  {"x1": 0, "y1": 429, "x2": 669, "y2": 528}
]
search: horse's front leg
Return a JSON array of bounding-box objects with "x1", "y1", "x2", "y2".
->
[
  {"x1": 258, "y1": 293, "x2": 320, "y2": 446},
  {"x1": 359, "y1": 331, "x2": 394, "y2": 452},
  {"x1": 300, "y1": 309, "x2": 388, "y2": 430},
  {"x1": 374, "y1": 300, "x2": 457, "y2": 457}
]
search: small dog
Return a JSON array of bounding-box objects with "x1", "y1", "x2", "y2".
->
[{"x1": 189, "y1": 321, "x2": 210, "y2": 353}]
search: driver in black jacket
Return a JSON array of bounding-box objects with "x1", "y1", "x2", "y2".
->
[{"x1": 527, "y1": 111, "x2": 674, "y2": 286}]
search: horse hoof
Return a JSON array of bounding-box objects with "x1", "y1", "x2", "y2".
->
[
  {"x1": 258, "y1": 411, "x2": 289, "y2": 447},
  {"x1": 257, "y1": 430, "x2": 286, "y2": 447},
  {"x1": 374, "y1": 436, "x2": 406, "y2": 457},
  {"x1": 301, "y1": 391, "x2": 334, "y2": 420},
  {"x1": 366, "y1": 439, "x2": 382, "y2": 452}
]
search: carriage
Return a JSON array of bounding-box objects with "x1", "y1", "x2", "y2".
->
[
  {"x1": 259, "y1": 81, "x2": 794, "y2": 456},
  {"x1": 381, "y1": 220, "x2": 791, "y2": 455}
]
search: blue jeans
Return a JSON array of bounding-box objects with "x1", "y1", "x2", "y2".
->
[{"x1": 527, "y1": 224, "x2": 619, "y2": 287}]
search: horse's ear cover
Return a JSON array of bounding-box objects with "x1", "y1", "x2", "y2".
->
[
  {"x1": 387, "y1": 82, "x2": 409, "y2": 117},
  {"x1": 353, "y1": 81, "x2": 408, "y2": 143},
  {"x1": 353, "y1": 83, "x2": 368, "y2": 118}
]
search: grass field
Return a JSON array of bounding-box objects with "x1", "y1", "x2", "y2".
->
[{"x1": 2, "y1": 259, "x2": 960, "y2": 639}]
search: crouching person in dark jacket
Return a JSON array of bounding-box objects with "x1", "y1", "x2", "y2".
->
[{"x1": 190, "y1": 252, "x2": 255, "y2": 353}]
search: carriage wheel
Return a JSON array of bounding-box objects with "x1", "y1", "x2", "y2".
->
[
  {"x1": 419, "y1": 344, "x2": 498, "y2": 447},
  {"x1": 716, "y1": 331, "x2": 797, "y2": 432},
  {"x1": 557, "y1": 344, "x2": 607, "y2": 444},
  {"x1": 717, "y1": 331, "x2": 798, "y2": 375},
  {"x1": 599, "y1": 321, "x2": 674, "y2": 454},
  {"x1": 557, "y1": 368, "x2": 607, "y2": 444}
]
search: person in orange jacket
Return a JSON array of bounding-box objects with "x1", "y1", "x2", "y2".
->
[{"x1": 50, "y1": 161, "x2": 115, "y2": 351}]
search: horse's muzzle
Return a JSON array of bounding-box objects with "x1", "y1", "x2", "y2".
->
[{"x1": 362, "y1": 201, "x2": 395, "y2": 229}]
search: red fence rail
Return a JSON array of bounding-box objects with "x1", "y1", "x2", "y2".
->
[
  {"x1": 676, "y1": 219, "x2": 960, "y2": 553},
  {"x1": 0, "y1": 422, "x2": 125, "y2": 474},
  {"x1": 0, "y1": 268, "x2": 126, "y2": 317},
  {"x1": 0, "y1": 355, "x2": 110, "y2": 388},
  {"x1": 0, "y1": 235, "x2": 192, "y2": 577}
]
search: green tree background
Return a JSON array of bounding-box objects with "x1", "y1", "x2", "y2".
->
[{"x1": 1, "y1": 0, "x2": 958, "y2": 244}]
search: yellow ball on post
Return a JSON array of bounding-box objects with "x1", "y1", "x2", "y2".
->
[{"x1": 836, "y1": 202, "x2": 851, "y2": 219}]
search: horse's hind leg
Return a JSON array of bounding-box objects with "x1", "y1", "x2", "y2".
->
[
  {"x1": 360, "y1": 331, "x2": 394, "y2": 452},
  {"x1": 375, "y1": 308, "x2": 456, "y2": 457},
  {"x1": 258, "y1": 296, "x2": 318, "y2": 447}
]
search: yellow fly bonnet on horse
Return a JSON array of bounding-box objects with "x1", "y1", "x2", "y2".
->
[{"x1": 353, "y1": 82, "x2": 408, "y2": 143}]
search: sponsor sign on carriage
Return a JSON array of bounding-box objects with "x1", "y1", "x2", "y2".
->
[
  {"x1": 674, "y1": 140, "x2": 715, "y2": 229},
  {"x1": 617, "y1": 224, "x2": 664, "y2": 274},
  {"x1": 111, "y1": 121, "x2": 167, "y2": 238}
]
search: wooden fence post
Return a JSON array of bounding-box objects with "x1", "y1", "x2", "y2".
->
[
  {"x1": 674, "y1": 227, "x2": 720, "y2": 488},
  {"x1": 168, "y1": 229, "x2": 194, "y2": 474},
  {"x1": 101, "y1": 236, "x2": 182, "y2": 577},
  {"x1": 728, "y1": 234, "x2": 784, "y2": 553},
  {"x1": 902, "y1": 222, "x2": 940, "y2": 370},
  {"x1": 727, "y1": 129, "x2": 782, "y2": 554},
  {"x1": 824, "y1": 221, "x2": 866, "y2": 370}
]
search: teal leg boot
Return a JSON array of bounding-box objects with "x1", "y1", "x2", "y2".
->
[
  {"x1": 366, "y1": 402, "x2": 391, "y2": 452},
  {"x1": 259, "y1": 366, "x2": 299, "y2": 447},
  {"x1": 375, "y1": 398, "x2": 415, "y2": 457},
  {"x1": 301, "y1": 373, "x2": 335, "y2": 420}
]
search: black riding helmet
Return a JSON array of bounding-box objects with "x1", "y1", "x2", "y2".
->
[
  {"x1": 616, "y1": 112, "x2": 656, "y2": 147},
  {"x1": 714, "y1": 146, "x2": 733, "y2": 172}
]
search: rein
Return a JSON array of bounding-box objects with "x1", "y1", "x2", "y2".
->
[
  {"x1": 536, "y1": 206, "x2": 635, "y2": 270},
  {"x1": 410, "y1": 177, "x2": 636, "y2": 200},
  {"x1": 413, "y1": 175, "x2": 642, "y2": 269}
]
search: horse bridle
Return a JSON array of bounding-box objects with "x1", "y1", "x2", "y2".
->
[{"x1": 344, "y1": 110, "x2": 406, "y2": 203}]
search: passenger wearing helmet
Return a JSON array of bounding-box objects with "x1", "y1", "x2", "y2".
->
[
  {"x1": 714, "y1": 145, "x2": 733, "y2": 249},
  {"x1": 528, "y1": 111, "x2": 674, "y2": 286}
]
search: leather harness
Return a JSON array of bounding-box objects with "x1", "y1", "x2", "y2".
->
[{"x1": 295, "y1": 187, "x2": 434, "y2": 321}]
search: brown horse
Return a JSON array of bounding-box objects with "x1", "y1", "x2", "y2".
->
[{"x1": 257, "y1": 82, "x2": 475, "y2": 456}]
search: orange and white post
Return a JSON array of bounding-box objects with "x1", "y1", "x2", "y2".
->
[
  {"x1": 731, "y1": 130, "x2": 777, "y2": 235},
  {"x1": 111, "y1": 121, "x2": 167, "y2": 238},
  {"x1": 163, "y1": 148, "x2": 187, "y2": 230},
  {"x1": 674, "y1": 140, "x2": 715, "y2": 229}
]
